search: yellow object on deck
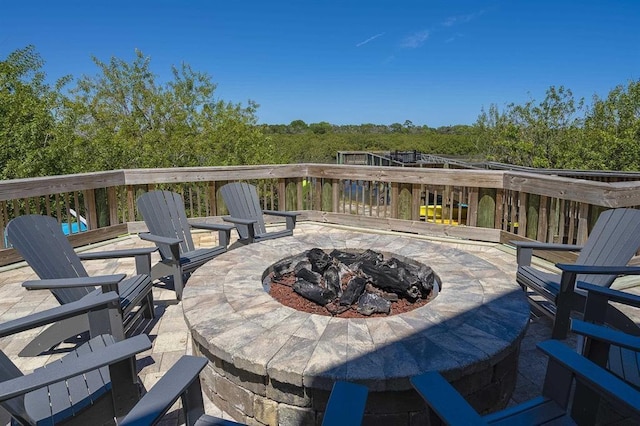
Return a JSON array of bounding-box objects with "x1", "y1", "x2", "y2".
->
[{"x1": 419, "y1": 205, "x2": 467, "y2": 225}]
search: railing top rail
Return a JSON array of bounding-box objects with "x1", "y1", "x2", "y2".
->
[
  {"x1": 0, "y1": 170, "x2": 125, "y2": 201},
  {"x1": 1, "y1": 164, "x2": 639, "y2": 208}
]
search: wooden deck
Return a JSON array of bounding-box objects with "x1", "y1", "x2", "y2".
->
[{"x1": 1, "y1": 222, "x2": 638, "y2": 424}]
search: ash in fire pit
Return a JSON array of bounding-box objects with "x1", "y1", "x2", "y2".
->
[{"x1": 264, "y1": 248, "x2": 441, "y2": 317}]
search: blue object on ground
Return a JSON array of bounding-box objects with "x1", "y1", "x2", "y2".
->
[{"x1": 61, "y1": 222, "x2": 87, "y2": 235}]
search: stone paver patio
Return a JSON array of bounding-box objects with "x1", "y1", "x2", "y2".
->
[{"x1": 0, "y1": 221, "x2": 636, "y2": 424}]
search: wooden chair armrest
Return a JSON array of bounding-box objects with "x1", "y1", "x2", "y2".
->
[
  {"x1": 189, "y1": 222, "x2": 235, "y2": 247},
  {"x1": 557, "y1": 264, "x2": 640, "y2": 276},
  {"x1": 138, "y1": 232, "x2": 182, "y2": 246},
  {"x1": 0, "y1": 292, "x2": 120, "y2": 338},
  {"x1": 321, "y1": 381, "x2": 369, "y2": 426},
  {"x1": 572, "y1": 320, "x2": 640, "y2": 352},
  {"x1": 577, "y1": 282, "x2": 640, "y2": 309},
  {"x1": 537, "y1": 340, "x2": 640, "y2": 417},
  {"x1": 78, "y1": 247, "x2": 157, "y2": 260},
  {"x1": 22, "y1": 274, "x2": 126, "y2": 294},
  {"x1": 222, "y1": 216, "x2": 257, "y2": 226},
  {"x1": 513, "y1": 241, "x2": 582, "y2": 267},
  {"x1": 80, "y1": 246, "x2": 157, "y2": 276},
  {"x1": 262, "y1": 210, "x2": 300, "y2": 218},
  {"x1": 511, "y1": 241, "x2": 583, "y2": 251},
  {"x1": 118, "y1": 356, "x2": 211, "y2": 426},
  {"x1": 263, "y1": 210, "x2": 298, "y2": 231},
  {"x1": 189, "y1": 222, "x2": 235, "y2": 232},
  {"x1": 0, "y1": 334, "x2": 151, "y2": 402},
  {"x1": 410, "y1": 371, "x2": 484, "y2": 424},
  {"x1": 557, "y1": 265, "x2": 640, "y2": 298}
]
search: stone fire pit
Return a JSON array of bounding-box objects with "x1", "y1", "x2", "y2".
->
[{"x1": 182, "y1": 225, "x2": 529, "y2": 425}]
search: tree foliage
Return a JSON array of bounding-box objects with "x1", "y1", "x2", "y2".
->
[
  {"x1": 476, "y1": 86, "x2": 584, "y2": 168},
  {"x1": 0, "y1": 47, "x2": 278, "y2": 177},
  {"x1": 3, "y1": 46, "x2": 640, "y2": 177},
  {"x1": 64, "y1": 50, "x2": 277, "y2": 171},
  {"x1": 0, "y1": 45, "x2": 71, "y2": 179},
  {"x1": 476, "y1": 82, "x2": 640, "y2": 171}
]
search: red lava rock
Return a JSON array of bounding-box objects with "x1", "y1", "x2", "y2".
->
[{"x1": 268, "y1": 274, "x2": 430, "y2": 318}]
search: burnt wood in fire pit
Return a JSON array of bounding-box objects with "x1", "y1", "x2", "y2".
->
[{"x1": 270, "y1": 248, "x2": 441, "y2": 316}]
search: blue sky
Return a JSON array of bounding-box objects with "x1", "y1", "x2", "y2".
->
[{"x1": 1, "y1": 1, "x2": 639, "y2": 127}]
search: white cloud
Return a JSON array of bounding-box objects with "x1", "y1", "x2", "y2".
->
[
  {"x1": 401, "y1": 30, "x2": 430, "y2": 48},
  {"x1": 442, "y1": 12, "x2": 482, "y2": 27},
  {"x1": 356, "y1": 32, "x2": 385, "y2": 47}
]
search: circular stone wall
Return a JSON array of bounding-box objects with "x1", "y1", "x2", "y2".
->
[{"x1": 182, "y1": 228, "x2": 529, "y2": 426}]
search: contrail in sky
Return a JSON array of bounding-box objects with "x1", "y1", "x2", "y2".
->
[{"x1": 356, "y1": 32, "x2": 385, "y2": 47}]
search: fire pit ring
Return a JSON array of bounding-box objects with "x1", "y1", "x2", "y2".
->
[
  {"x1": 182, "y1": 225, "x2": 529, "y2": 425},
  {"x1": 264, "y1": 248, "x2": 441, "y2": 318}
]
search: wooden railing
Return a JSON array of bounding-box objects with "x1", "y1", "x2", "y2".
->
[{"x1": 1, "y1": 164, "x2": 639, "y2": 265}]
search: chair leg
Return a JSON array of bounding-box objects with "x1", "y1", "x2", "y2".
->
[
  {"x1": 174, "y1": 270, "x2": 184, "y2": 301},
  {"x1": 143, "y1": 292, "x2": 155, "y2": 319}
]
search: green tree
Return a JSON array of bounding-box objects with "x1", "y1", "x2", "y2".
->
[
  {"x1": 0, "y1": 46, "x2": 71, "y2": 178},
  {"x1": 582, "y1": 80, "x2": 640, "y2": 170},
  {"x1": 62, "y1": 49, "x2": 278, "y2": 172},
  {"x1": 477, "y1": 86, "x2": 583, "y2": 168},
  {"x1": 289, "y1": 119, "x2": 308, "y2": 133},
  {"x1": 309, "y1": 121, "x2": 332, "y2": 134}
]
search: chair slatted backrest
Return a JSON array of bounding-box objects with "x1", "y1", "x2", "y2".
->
[
  {"x1": 0, "y1": 351, "x2": 28, "y2": 422},
  {"x1": 576, "y1": 208, "x2": 640, "y2": 287},
  {"x1": 6, "y1": 215, "x2": 93, "y2": 304},
  {"x1": 220, "y1": 182, "x2": 267, "y2": 239},
  {"x1": 136, "y1": 190, "x2": 195, "y2": 260}
]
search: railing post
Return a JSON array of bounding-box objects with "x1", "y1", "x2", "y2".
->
[
  {"x1": 537, "y1": 196, "x2": 549, "y2": 242},
  {"x1": 83, "y1": 189, "x2": 98, "y2": 230},
  {"x1": 208, "y1": 181, "x2": 219, "y2": 216},
  {"x1": 411, "y1": 184, "x2": 421, "y2": 221},
  {"x1": 126, "y1": 185, "x2": 135, "y2": 222},
  {"x1": 467, "y1": 188, "x2": 478, "y2": 227},
  {"x1": 313, "y1": 178, "x2": 322, "y2": 211},
  {"x1": 107, "y1": 187, "x2": 118, "y2": 226},
  {"x1": 390, "y1": 182, "x2": 399, "y2": 218},
  {"x1": 576, "y1": 203, "x2": 590, "y2": 244},
  {"x1": 526, "y1": 194, "x2": 540, "y2": 240},
  {"x1": 0, "y1": 201, "x2": 6, "y2": 248},
  {"x1": 332, "y1": 179, "x2": 339, "y2": 213},
  {"x1": 296, "y1": 177, "x2": 304, "y2": 211},
  {"x1": 278, "y1": 179, "x2": 286, "y2": 211},
  {"x1": 495, "y1": 189, "x2": 505, "y2": 230},
  {"x1": 548, "y1": 197, "x2": 560, "y2": 243},
  {"x1": 517, "y1": 192, "x2": 527, "y2": 236}
]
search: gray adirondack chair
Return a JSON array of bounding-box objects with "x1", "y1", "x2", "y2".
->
[
  {"x1": 411, "y1": 338, "x2": 640, "y2": 425},
  {"x1": 118, "y1": 356, "x2": 242, "y2": 426},
  {"x1": 513, "y1": 208, "x2": 640, "y2": 339},
  {"x1": 0, "y1": 291, "x2": 152, "y2": 425},
  {"x1": 219, "y1": 182, "x2": 299, "y2": 245},
  {"x1": 120, "y1": 360, "x2": 368, "y2": 426},
  {"x1": 568, "y1": 282, "x2": 640, "y2": 423},
  {"x1": 6, "y1": 214, "x2": 156, "y2": 356},
  {"x1": 136, "y1": 190, "x2": 235, "y2": 300}
]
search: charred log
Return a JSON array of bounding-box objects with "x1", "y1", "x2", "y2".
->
[
  {"x1": 328, "y1": 249, "x2": 383, "y2": 267},
  {"x1": 293, "y1": 279, "x2": 335, "y2": 306},
  {"x1": 295, "y1": 266, "x2": 323, "y2": 286},
  {"x1": 269, "y1": 248, "x2": 441, "y2": 317},
  {"x1": 273, "y1": 251, "x2": 309, "y2": 277},
  {"x1": 308, "y1": 248, "x2": 332, "y2": 274},
  {"x1": 359, "y1": 261, "x2": 420, "y2": 300},
  {"x1": 340, "y1": 276, "x2": 367, "y2": 306},
  {"x1": 323, "y1": 265, "x2": 343, "y2": 297},
  {"x1": 357, "y1": 292, "x2": 391, "y2": 315}
]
